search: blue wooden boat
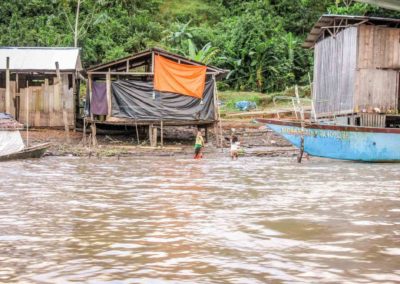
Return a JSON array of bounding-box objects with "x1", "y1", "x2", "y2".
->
[{"x1": 257, "y1": 119, "x2": 400, "y2": 162}]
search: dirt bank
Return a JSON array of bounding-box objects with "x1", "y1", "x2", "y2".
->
[{"x1": 19, "y1": 119, "x2": 296, "y2": 158}]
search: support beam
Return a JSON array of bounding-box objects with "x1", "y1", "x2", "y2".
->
[
  {"x1": 55, "y1": 61, "x2": 70, "y2": 143},
  {"x1": 83, "y1": 117, "x2": 87, "y2": 146},
  {"x1": 160, "y1": 120, "x2": 164, "y2": 148},
  {"x1": 88, "y1": 74, "x2": 93, "y2": 121},
  {"x1": 152, "y1": 126, "x2": 158, "y2": 147},
  {"x1": 91, "y1": 122, "x2": 97, "y2": 147},
  {"x1": 87, "y1": 71, "x2": 219, "y2": 75},
  {"x1": 212, "y1": 74, "x2": 223, "y2": 148},
  {"x1": 149, "y1": 124, "x2": 153, "y2": 146},
  {"x1": 5, "y1": 57, "x2": 11, "y2": 114},
  {"x1": 106, "y1": 71, "x2": 112, "y2": 118},
  {"x1": 151, "y1": 51, "x2": 155, "y2": 73}
]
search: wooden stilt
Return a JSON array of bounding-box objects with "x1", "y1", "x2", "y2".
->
[
  {"x1": 149, "y1": 124, "x2": 153, "y2": 145},
  {"x1": 160, "y1": 120, "x2": 164, "y2": 148},
  {"x1": 91, "y1": 122, "x2": 97, "y2": 147},
  {"x1": 213, "y1": 75, "x2": 224, "y2": 149},
  {"x1": 151, "y1": 126, "x2": 158, "y2": 147},
  {"x1": 205, "y1": 127, "x2": 209, "y2": 143},
  {"x1": 106, "y1": 70, "x2": 112, "y2": 119},
  {"x1": 135, "y1": 120, "x2": 140, "y2": 144},
  {"x1": 83, "y1": 117, "x2": 87, "y2": 146},
  {"x1": 56, "y1": 61, "x2": 70, "y2": 143},
  {"x1": 5, "y1": 57, "x2": 11, "y2": 115}
]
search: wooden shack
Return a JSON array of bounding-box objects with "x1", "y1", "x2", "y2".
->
[
  {"x1": 86, "y1": 48, "x2": 227, "y2": 146},
  {"x1": 303, "y1": 15, "x2": 400, "y2": 127},
  {"x1": 0, "y1": 47, "x2": 82, "y2": 128}
]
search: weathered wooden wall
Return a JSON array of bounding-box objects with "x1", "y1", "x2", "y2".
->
[
  {"x1": 354, "y1": 25, "x2": 400, "y2": 113},
  {"x1": 358, "y1": 25, "x2": 400, "y2": 69},
  {"x1": 313, "y1": 27, "x2": 358, "y2": 116},
  {"x1": 0, "y1": 82, "x2": 16, "y2": 116},
  {"x1": 354, "y1": 69, "x2": 398, "y2": 112},
  {"x1": 0, "y1": 75, "x2": 74, "y2": 127}
]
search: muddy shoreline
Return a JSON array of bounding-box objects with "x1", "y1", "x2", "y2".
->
[{"x1": 19, "y1": 121, "x2": 298, "y2": 159}]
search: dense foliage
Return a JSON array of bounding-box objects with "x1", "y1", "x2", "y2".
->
[{"x1": 0, "y1": 0, "x2": 398, "y2": 93}]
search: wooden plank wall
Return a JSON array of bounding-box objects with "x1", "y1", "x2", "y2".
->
[
  {"x1": 358, "y1": 25, "x2": 400, "y2": 69},
  {"x1": 354, "y1": 69, "x2": 398, "y2": 112},
  {"x1": 0, "y1": 75, "x2": 74, "y2": 127},
  {"x1": 360, "y1": 113, "x2": 386, "y2": 128},
  {"x1": 354, "y1": 25, "x2": 400, "y2": 113},
  {"x1": 0, "y1": 82, "x2": 16, "y2": 116},
  {"x1": 313, "y1": 27, "x2": 358, "y2": 117}
]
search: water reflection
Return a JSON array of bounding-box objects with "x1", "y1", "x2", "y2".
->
[{"x1": 0, "y1": 156, "x2": 399, "y2": 283}]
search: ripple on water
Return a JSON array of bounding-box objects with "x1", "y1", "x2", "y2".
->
[{"x1": 0, "y1": 156, "x2": 399, "y2": 283}]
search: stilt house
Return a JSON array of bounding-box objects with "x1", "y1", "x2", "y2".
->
[
  {"x1": 304, "y1": 15, "x2": 400, "y2": 127},
  {"x1": 0, "y1": 47, "x2": 82, "y2": 128},
  {"x1": 86, "y1": 48, "x2": 227, "y2": 145}
]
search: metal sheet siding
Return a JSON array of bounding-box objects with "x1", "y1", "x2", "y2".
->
[
  {"x1": 0, "y1": 47, "x2": 81, "y2": 71},
  {"x1": 313, "y1": 27, "x2": 358, "y2": 116}
]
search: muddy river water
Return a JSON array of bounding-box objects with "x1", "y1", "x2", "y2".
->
[{"x1": 0, "y1": 156, "x2": 399, "y2": 283}]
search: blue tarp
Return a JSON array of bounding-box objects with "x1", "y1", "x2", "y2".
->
[
  {"x1": 0, "y1": 113, "x2": 13, "y2": 120},
  {"x1": 235, "y1": 101, "x2": 257, "y2": 111}
]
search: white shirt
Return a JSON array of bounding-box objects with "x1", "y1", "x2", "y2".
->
[{"x1": 231, "y1": 141, "x2": 240, "y2": 151}]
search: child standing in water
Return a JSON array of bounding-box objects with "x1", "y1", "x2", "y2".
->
[
  {"x1": 230, "y1": 135, "x2": 240, "y2": 160},
  {"x1": 194, "y1": 130, "x2": 204, "y2": 159}
]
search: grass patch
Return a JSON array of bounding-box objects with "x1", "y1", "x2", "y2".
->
[{"x1": 218, "y1": 85, "x2": 312, "y2": 115}]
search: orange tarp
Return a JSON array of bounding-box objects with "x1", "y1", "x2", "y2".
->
[{"x1": 154, "y1": 55, "x2": 207, "y2": 99}]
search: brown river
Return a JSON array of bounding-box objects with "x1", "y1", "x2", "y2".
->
[{"x1": 0, "y1": 156, "x2": 399, "y2": 283}]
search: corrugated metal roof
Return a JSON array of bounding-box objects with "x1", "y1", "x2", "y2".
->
[
  {"x1": 0, "y1": 47, "x2": 82, "y2": 71},
  {"x1": 303, "y1": 14, "x2": 400, "y2": 48},
  {"x1": 356, "y1": 0, "x2": 400, "y2": 12},
  {"x1": 87, "y1": 47, "x2": 228, "y2": 75}
]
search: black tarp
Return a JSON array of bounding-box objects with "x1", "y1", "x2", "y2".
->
[{"x1": 111, "y1": 79, "x2": 215, "y2": 121}]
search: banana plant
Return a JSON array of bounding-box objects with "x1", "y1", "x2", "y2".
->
[{"x1": 186, "y1": 40, "x2": 219, "y2": 64}]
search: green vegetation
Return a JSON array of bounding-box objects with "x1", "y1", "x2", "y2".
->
[
  {"x1": 0, "y1": 0, "x2": 398, "y2": 95},
  {"x1": 218, "y1": 86, "x2": 312, "y2": 114}
]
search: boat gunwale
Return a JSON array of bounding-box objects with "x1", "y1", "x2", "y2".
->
[{"x1": 257, "y1": 119, "x2": 400, "y2": 134}]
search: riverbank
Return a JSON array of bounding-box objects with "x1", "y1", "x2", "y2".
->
[{"x1": 19, "y1": 119, "x2": 297, "y2": 159}]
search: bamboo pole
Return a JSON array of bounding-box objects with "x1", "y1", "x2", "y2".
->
[
  {"x1": 55, "y1": 62, "x2": 70, "y2": 143},
  {"x1": 213, "y1": 75, "x2": 223, "y2": 149}
]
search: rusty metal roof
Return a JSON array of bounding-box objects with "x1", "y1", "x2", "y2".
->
[
  {"x1": 0, "y1": 47, "x2": 82, "y2": 72},
  {"x1": 303, "y1": 14, "x2": 400, "y2": 48},
  {"x1": 87, "y1": 47, "x2": 227, "y2": 75}
]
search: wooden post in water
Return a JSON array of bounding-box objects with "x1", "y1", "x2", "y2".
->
[
  {"x1": 55, "y1": 62, "x2": 70, "y2": 143},
  {"x1": 295, "y1": 85, "x2": 305, "y2": 163}
]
